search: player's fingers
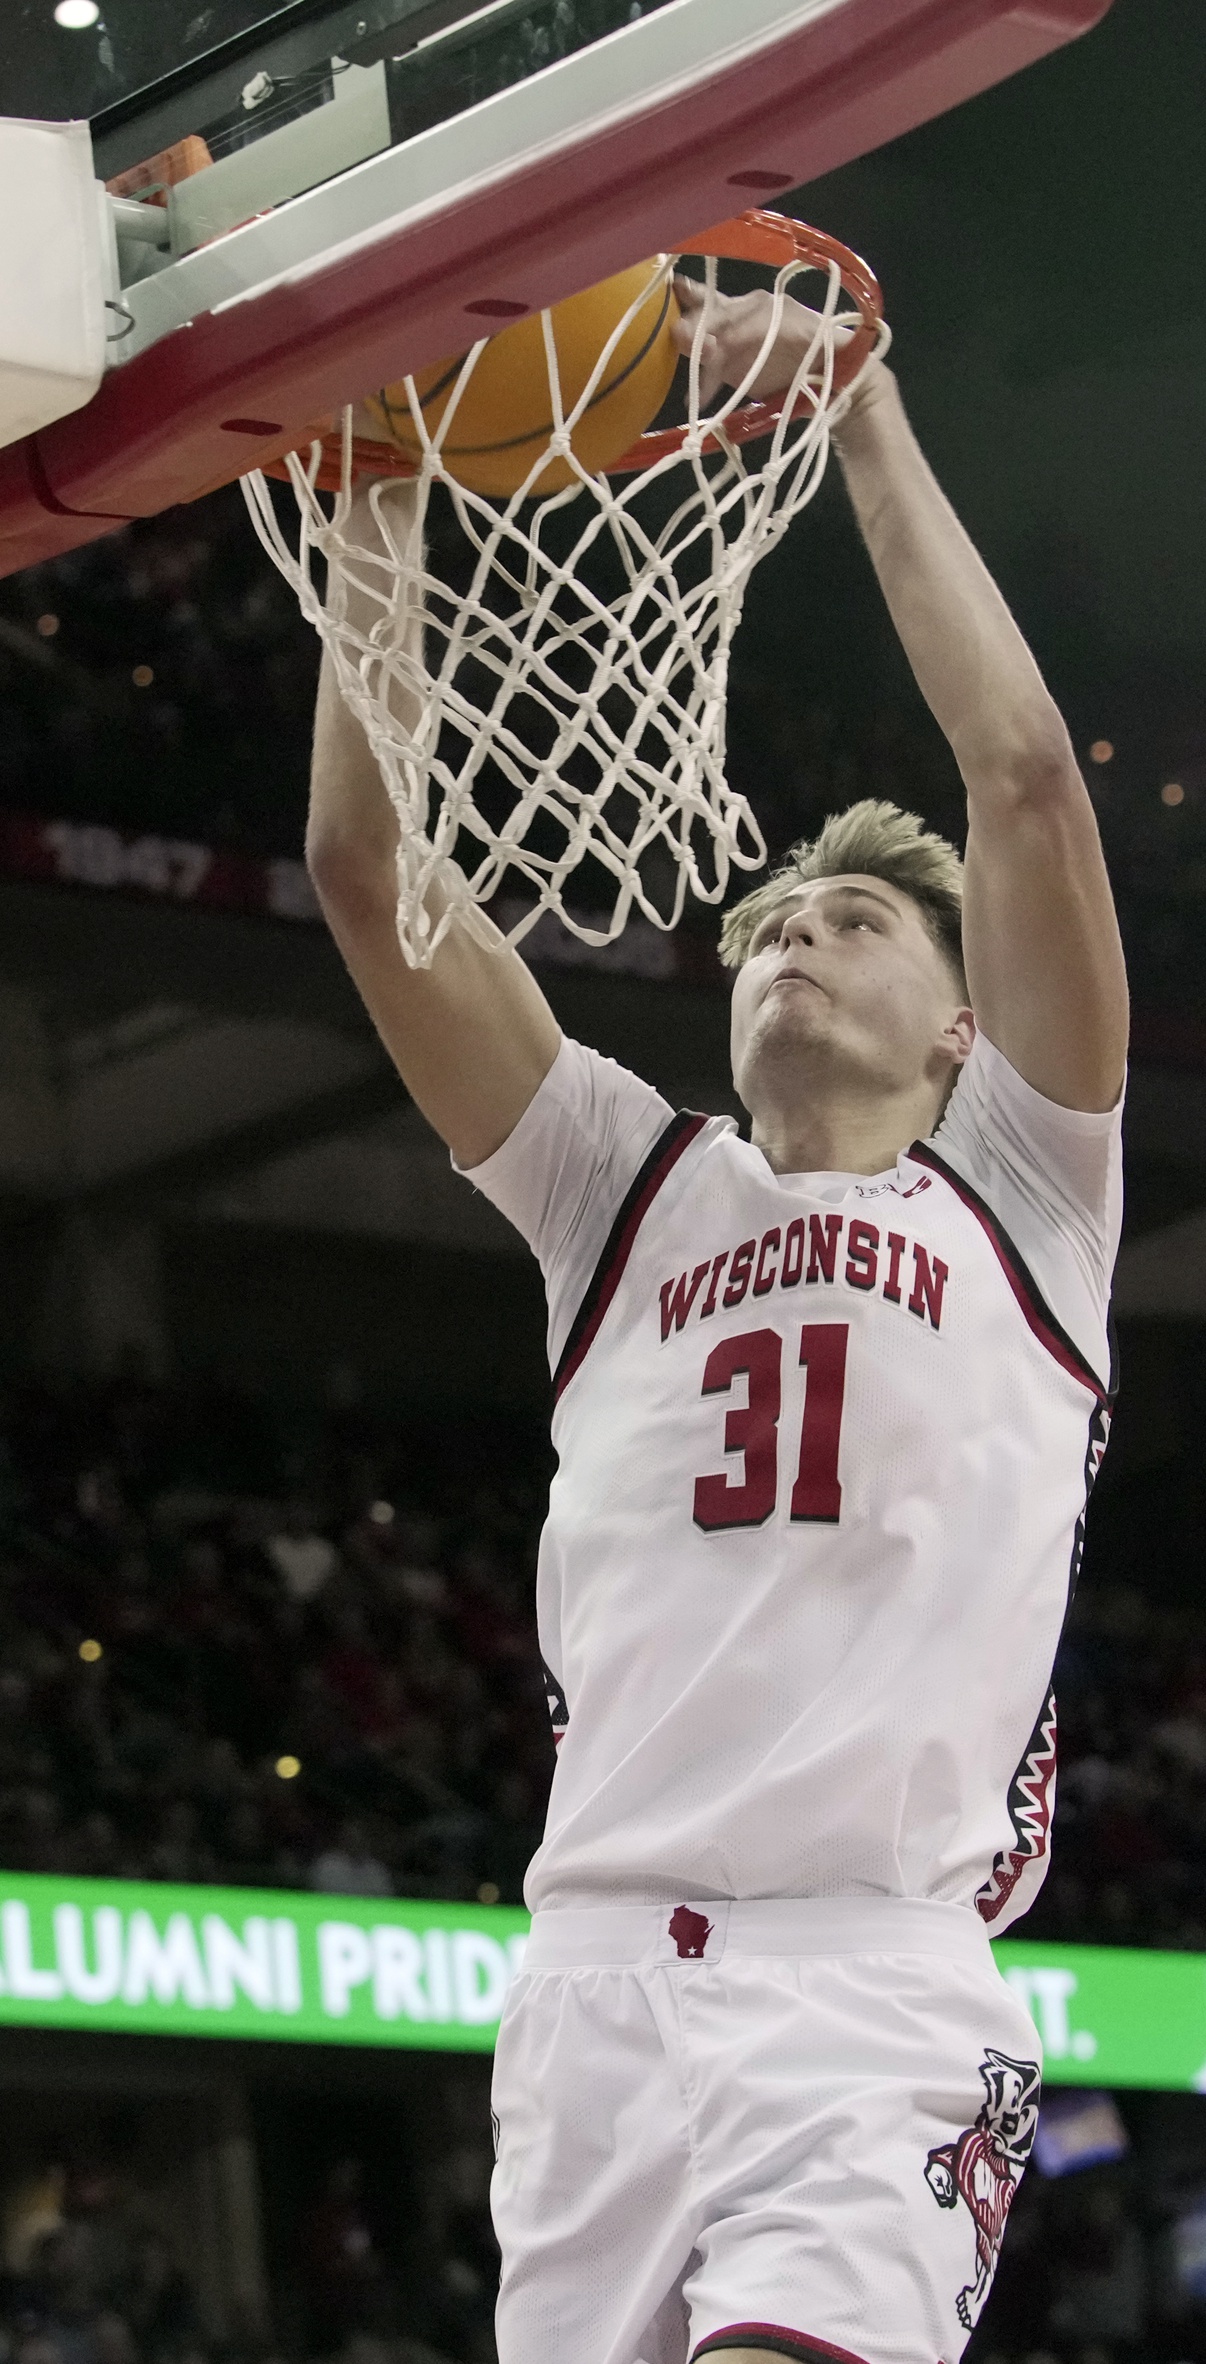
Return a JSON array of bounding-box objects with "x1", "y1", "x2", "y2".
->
[
  {"x1": 672, "y1": 273, "x2": 708, "y2": 313},
  {"x1": 671, "y1": 312, "x2": 725, "y2": 395},
  {"x1": 670, "y1": 280, "x2": 715, "y2": 358},
  {"x1": 691, "y1": 334, "x2": 727, "y2": 406},
  {"x1": 673, "y1": 275, "x2": 740, "y2": 339}
]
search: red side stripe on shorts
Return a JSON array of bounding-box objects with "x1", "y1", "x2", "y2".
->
[
  {"x1": 552, "y1": 1110, "x2": 708, "y2": 1403},
  {"x1": 907, "y1": 1140, "x2": 1110, "y2": 1401},
  {"x1": 692, "y1": 2327, "x2": 870, "y2": 2364}
]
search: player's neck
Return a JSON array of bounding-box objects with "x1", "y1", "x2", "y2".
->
[{"x1": 748, "y1": 1076, "x2": 944, "y2": 1179}]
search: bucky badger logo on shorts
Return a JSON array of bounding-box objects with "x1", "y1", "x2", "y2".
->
[{"x1": 924, "y1": 2049, "x2": 1041, "y2": 2331}]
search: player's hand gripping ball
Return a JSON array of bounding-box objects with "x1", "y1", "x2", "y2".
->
[{"x1": 670, "y1": 276, "x2": 883, "y2": 411}]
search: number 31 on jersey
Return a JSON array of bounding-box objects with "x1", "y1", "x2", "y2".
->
[{"x1": 693, "y1": 1323, "x2": 848, "y2": 1531}]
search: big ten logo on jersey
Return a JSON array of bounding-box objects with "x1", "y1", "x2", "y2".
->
[{"x1": 658, "y1": 1208, "x2": 949, "y2": 1343}]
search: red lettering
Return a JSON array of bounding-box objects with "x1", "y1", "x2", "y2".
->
[
  {"x1": 723, "y1": 1239, "x2": 756, "y2": 1308},
  {"x1": 659, "y1": 1262, "x2": 710, "y2": 1341},
  {"x1": 845, "y1": 1219, "x2": 879, "y2": 1292},
  {"x1": 789, "y1": 1323, "x2": 848, "y2": 1522},
  {"x1": 806, "y1": 1214, "x2": 843, "y2": 1285},
  {"x1": 883, "y1": 1231, "x2": 906, "y2": 1305},
  {"x1": 692, "y1": 1323, "x2": 850, "y2": 1530},
  {"x1": 693, "y1": 1329, "x2": 782, "y2": 1530},
  {"x1": 781, "y1": 1217, "x2": 806, "y2": 1288},
  {"x1": 699, "y1": 1251, "x2": 729, "y2": 1320},
  {"x1": 908, "y1": 1243, "x2": 949, "y2": 1329},
  {"x1": 752, "y1": 1228, "x2": 781, "y2": 1296}
]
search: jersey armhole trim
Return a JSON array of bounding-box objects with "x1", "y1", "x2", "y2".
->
[
  {"x1": 552, "y1": 1110, "x2": 708, "y2": 1403},
  {"x1": 908, "y1": 1140, "x2": 1114, "y2": 1402}
]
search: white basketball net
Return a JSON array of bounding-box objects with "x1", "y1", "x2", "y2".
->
[{"x1": 242, "y1": 236, "x2": 888, "y2": 966}]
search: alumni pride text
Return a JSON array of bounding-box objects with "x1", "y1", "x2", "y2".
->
[{"x1": 0, "y1": 1874, "x2": 527, "y2": 2050}]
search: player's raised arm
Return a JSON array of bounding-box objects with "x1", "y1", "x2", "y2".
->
[
  {"x1": 828, "y1": 369, "x2": 1128, "y2": 1114},
  {"x1": 305, "y1": 472, "x2": 561, "y2": 1168},
  {"x1": 673, "y1": 281, "x2": 1128, "y2": 1115}
]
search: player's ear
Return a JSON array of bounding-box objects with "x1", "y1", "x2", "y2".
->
[
  {"x1": 934, "y1": 1008, "x2": 974, "y2": 1114},
  {"x1": 945, "y1": 1006, "x2": 976, "y2": 1067}
]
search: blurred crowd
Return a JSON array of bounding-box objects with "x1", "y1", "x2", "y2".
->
[
  {"x1": 11, "y1": 2107, "x2": 1206, "y2": 2364},
  {"x1": 1, "y1": 2225, "x2": 200, "y2": 2364},
  {"x1": 968, "y1": 2143, "x2": 1206, "y2": 2364},
  {"x1": 0, "y1": 2107, "x2": 501, "y2": 2364},
  {"x1": 0, "y1": 495, "x2": 318, "y2": 865},
  {"x1": 1026, "y1": 1576, "x2": 1206, "y2": 1956},
  {"x1": 293, "y1": 2130, "x2": 500, "y2": 2364},
  {"x1": 0, "y1": 1377, "x2": 551, "y2": 1909}
]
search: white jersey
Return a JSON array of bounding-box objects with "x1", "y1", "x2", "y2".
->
[{"x1": 463, "y1": 1029, "x2": 1122, "y2": 1932}]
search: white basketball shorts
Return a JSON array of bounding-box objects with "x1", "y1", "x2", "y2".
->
[{"x1": 490, "y1": 1897, "x2": 1041, "y2": 2364}]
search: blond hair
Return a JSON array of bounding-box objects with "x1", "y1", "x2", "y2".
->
[{"x1": 719, "y1": 799, "x2": 966, "y2": 986}]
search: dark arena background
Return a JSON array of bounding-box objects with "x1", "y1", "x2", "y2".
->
[{"x1": 1, "y1": 1, "x2": 1205, "y2": 2361}]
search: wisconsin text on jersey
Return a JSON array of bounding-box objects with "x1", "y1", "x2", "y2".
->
[{"x1": 659, "y1": 1198, "x2": 948, "y2": 1342}]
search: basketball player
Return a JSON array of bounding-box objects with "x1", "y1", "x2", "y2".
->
[{"x1": 307, "y1": 280, "x2": 1127, "y2": 2364}]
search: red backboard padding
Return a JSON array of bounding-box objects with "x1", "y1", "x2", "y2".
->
[{"x1": 0, "y1": 0, "x2": 1111, "y2": 577}]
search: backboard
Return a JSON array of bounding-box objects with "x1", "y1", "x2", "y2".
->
[{"x1": 0, "y1": 0, "x2": 1113, "y2": 578}]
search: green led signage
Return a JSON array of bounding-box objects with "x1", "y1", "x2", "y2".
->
[
  {"x1": 0, "y1": 1873, "x2": 1203, "y2": 2087},
  {"x1": 0, "y1": 1873, "x2": 527, "y2": 2051},
  {"x1": 997, "y1": 1936, "x2": 1206, "y2": 2091}
]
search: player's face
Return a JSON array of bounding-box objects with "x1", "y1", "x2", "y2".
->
[{"x1": 729, "y1": 875, "x2": 971, "y2": 1117}]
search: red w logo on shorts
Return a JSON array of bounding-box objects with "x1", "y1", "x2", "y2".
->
[{"x1": 668, "y1": 1906, "x2": 713, "y2": 1958}]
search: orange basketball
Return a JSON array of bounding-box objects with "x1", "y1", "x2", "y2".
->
[{"x1": 364, "y1": 259, "x2": 679, "y2": 498}]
